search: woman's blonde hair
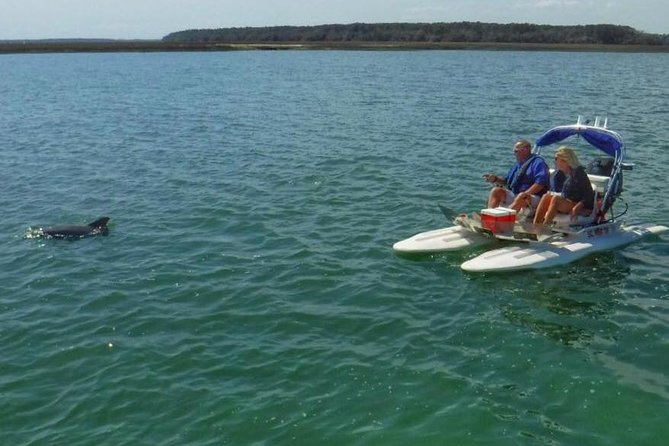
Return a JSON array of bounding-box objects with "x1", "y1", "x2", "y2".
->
[{"x1": 554, "y1": 146, "x2": 580, "y2": 168}]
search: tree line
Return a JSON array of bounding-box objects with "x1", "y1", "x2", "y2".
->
[{"x1": 163, "y1": 22, "x2": 667, "y2": 46}]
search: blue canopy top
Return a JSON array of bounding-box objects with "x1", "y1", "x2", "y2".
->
[{"x1": 535, "y1": 125, "x2": 623, "y2": 158}]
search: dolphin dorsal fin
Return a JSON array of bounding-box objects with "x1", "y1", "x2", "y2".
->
[{"x1": 88, "y1": 217, "x2": 110, "y2": 228}]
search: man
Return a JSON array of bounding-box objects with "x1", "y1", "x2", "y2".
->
[{"x1": 483, "y1": 139, "x2": 549, "y2": 213}]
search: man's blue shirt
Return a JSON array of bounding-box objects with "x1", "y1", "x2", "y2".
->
[{"x1": 504, "y1": 155, "x2": 550, "y2": 195}]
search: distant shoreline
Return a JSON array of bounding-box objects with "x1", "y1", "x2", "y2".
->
[{"x1": 2, "y1": 40, "x2": 669, "y2": 54}]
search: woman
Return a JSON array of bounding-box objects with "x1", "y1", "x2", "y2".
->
[{"x1": 533, "y1": 146, "x2": 594, "y2": 225}]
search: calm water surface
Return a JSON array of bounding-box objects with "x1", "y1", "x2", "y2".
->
[{"x1": 1, "y1": 50, "x2": 668, "y2": 445}]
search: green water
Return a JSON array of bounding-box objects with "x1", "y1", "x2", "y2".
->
[{"x1": 1, "y1": 50, "x2": 668, "y2": 445}]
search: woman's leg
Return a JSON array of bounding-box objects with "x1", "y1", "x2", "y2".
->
[
  {"x1": 542, "y1": 196, "x2": 575, "y2": 224},
  {"x1": 533, "y1": 194, "x2": 552, "y2": 225}
]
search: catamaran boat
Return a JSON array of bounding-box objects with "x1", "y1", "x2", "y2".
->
[{"x1": 393, "y1": 117, "x2": 668, "y2": 272}]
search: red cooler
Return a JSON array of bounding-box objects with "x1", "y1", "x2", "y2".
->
[{"x1": 480, "y1": 208, "x2": 516, "y2": 234}]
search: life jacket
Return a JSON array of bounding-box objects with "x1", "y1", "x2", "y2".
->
[{"x1": 509, "y1": 154, "x2": 540, "y2": 194}]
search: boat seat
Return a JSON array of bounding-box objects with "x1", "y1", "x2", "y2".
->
[
  {"x1": 587, "y1": 174, "x2": 610, "y2": 194},
  {"x1": 551, "y1": 210, "x2": 596, "y2": 227}
]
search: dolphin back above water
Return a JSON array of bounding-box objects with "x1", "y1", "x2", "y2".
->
[{"x1": 43, "y1": 217, "x2": 110, "y2": 239}]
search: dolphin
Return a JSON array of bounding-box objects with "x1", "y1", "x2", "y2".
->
[{"x1": 42, "y1": 217, "x2": 110, "y2": 239}]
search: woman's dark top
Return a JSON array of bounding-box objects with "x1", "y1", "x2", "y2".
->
[
  {"x1": 561, "y1": 165, "x2": 594, "y2": 209},
  {"x1": 551, "y1": 170, "x2": 566, "y2": 192}
]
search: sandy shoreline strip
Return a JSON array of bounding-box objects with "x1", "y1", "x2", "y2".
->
[{"x1": 1, "y1": 40, "x2": 668, "y2": 54}]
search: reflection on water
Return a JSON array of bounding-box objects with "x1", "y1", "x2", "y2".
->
[
  {"x1": 470, "y1": 252, "x2": 632, "y2": 346},
  {"x1": 463, "y1": 250, "x2": 667, "y2": 442},
  {"x1": 482, "y1": 251, "x2": 669, "y2": 402},
  {"x1": 594, "y1": 350, "x2": 669, "y2": 400},
  {"x1": 501, "y1": 308, "x2": 592, "y2": 346}
]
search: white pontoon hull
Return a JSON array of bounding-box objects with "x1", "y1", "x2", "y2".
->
[
  {"x1": 392, "y1": 224, "x2": 491, "y2": 253},
  {"x1": 460, "y1": 223, "x2": 668, "y2": 272}
]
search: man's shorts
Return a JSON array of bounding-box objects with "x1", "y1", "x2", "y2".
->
[{"x1": 503, "y1": 190, "x2": 541, "y2": 208}]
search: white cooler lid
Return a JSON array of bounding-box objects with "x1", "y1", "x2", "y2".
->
[{"x1": 481, "y1": 207, "x2": 517, "y2": 217}]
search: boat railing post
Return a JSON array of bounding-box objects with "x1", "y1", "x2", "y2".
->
[{"x1": 594, "y1": 116, "x2": 601, "y2": 127}]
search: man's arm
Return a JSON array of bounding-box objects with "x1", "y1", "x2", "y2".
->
[
  {"x1": 522, "y1": 183, "x2": 545, "y2": 196},
  {"x1": 483, "y1": 173, "x2": 506, "y2": 186}
]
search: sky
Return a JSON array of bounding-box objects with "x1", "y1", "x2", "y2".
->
[{"x1": 0, "y1": 0, "x2": 666, "y2": 40}]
